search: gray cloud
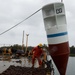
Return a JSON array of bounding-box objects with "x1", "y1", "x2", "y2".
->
[{"x1": 0, "y1": 0, "x2": 75, "y2": 46}]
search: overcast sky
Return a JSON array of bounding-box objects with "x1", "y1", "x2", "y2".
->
[{"x1": 0, "y1": 0, "x2": 75, "y2": 47}]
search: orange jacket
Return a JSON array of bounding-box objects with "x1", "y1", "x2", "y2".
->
[{"x1": 32, "y1": 46, "x2": 43, "y2": 57}]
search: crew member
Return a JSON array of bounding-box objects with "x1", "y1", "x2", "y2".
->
[{"x1": 31, "y1": 43, "x2": 44, "y2": 68}]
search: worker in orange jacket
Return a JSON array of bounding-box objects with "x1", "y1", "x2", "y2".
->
[{"x1": 31, "y1": 43, "x2": 44, "y2": 68}]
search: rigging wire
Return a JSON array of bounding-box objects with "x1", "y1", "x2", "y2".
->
[{"x1": 0, "y1": 8, "x2": 42, "y2": 35}]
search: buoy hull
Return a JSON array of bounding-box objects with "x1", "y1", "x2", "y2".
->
[
  {"x1": 48, "y1": 42, "x2": 70, "y2": 75},
  {"x1": 42, "y1": 2, "x2": 70, "y2": 75}
]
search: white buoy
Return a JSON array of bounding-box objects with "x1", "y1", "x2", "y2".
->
[{"x1": 42, "y1": 2, "x2": 70, "y2": 75}]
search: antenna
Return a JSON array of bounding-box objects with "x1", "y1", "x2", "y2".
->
[{"x1": 61, "y1": 0, "x2": 63, "y2": 2}]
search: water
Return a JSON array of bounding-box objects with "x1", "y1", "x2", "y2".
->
[
  {"x1": 0, "y1": 57, "x2": 38, "y2": 73},
  {"x1": 67, "y1": 57, "x2": 75, "y2": 75},
  {"x1": 53, "y1": 57, "x2": 75, "y2": 75},
  {"x1": 0, "y1": 56, "x2": 74, "y2": 75}
]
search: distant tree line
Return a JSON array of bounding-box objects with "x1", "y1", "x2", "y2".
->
[
  {"x1": 70, "y1": 46, "x2": 75, "y2": 56},
  {"x1": 0, "y1": 44, "x2": 48, "y2": 54},
  {"x1": 0, "y1": 44, "x2": 75, "y2": 56}
]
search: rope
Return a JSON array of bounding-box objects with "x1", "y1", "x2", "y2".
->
[{"x1": 0, "y1": 8, "x2": 42, "y2": 35}]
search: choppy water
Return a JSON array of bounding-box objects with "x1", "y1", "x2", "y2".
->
[{"x1": 0, "y1": 56, "x2": 74, "y2": 75}]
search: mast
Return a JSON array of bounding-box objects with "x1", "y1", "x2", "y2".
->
[
  {"x1": 22, "y1": 31, "x2": 24, "y2": 50},
  {"x1": 61, "y1": 0, "x2": 63, "y2": 2},
  {"x1": 25, "y1": 34, "x2": 29, "y2": 52}
]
